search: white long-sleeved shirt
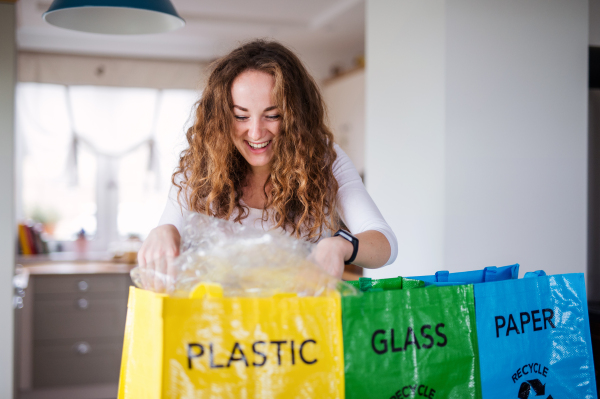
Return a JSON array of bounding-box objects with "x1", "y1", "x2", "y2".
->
[{"x1": 158, "y1": 144, "x2": 398, "y2": 266}]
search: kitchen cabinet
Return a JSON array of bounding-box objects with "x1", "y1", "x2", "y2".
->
[{"x1": 16, "y1": 262, "x2": 133, "y2": 399}]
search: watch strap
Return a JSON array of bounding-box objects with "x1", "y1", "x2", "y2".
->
[{"x1": 334, "y1": 229, "x2": 359, "y2": 265}]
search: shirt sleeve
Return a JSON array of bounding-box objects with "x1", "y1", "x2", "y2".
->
[
  {"x1": 157, "y1": 176, "x2": 188, "y2": 235},
  {"x1": 333, "y1": 143, "x2": 398, "y2": 266}
]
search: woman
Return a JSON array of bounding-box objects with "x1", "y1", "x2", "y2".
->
[{"x1": 138, "y1": 40, "x2": 397, "y2": 290}]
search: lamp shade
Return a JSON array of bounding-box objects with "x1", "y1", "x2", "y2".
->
[{"x1": 43, "y1": 0, "x2": 185, "y2": 35}]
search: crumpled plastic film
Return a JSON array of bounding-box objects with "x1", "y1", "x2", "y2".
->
[{"x1": 131, "y1": 213, "x2": 359, "y2": 297}]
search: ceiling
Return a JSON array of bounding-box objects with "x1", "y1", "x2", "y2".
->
[{"x1": 16, "y1": 0, "x2": 366, "y2": 81}]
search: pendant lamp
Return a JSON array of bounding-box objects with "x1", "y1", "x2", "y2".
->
[{"x1": 43, "y1": 0, "x2": 185, "y2": 35}]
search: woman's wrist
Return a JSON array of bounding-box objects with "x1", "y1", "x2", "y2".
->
[{"x1": 332, "y1": 236, "x2": 354, "y2": 263}]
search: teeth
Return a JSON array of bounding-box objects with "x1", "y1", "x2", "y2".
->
[{"x1": 248, "y1": 141, "x2": 270, "y2": 149}]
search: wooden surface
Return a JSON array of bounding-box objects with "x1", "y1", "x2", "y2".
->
[
  {"x1": 25, "y1": 262, "x2": 360, "y2": 281},
  {"x1": 17, "y1": 252, "x2": 125, "y2": 264},
  {"x1": 22, "y1": 262, "x2": 135, "y2": 275},
  {"x1": 342, "y1": 270, "x2": 361, "y2": 281},
  {"x1": 322, "y1": 65, "x2": 364, "y2": 86},
  {"x1": 19, "y1": 255, "x2": 361, "y2": 279}
]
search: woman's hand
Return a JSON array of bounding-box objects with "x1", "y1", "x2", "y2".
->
[
  {"x1": 309, "y1": 236, "x2": 353, "y2": 279},
  {"x1": 137, "y1": 224, "x2": 181, "y2": 293},
  {"x1": 309, "y1": 230, "x2": 392, "y2": 279}
]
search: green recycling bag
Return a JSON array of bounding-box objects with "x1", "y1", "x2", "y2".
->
[
  {"x1": 342, "y1": 284, "x2": 482, "y2": 399},
  {"x1": 346, "y1": 276, "x2": 425, "y2": 292}
]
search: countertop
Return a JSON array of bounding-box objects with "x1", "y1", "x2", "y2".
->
[
  {"x1": 17, "y1": 253, "x2": 136, "y2": 275},
  {"x1": 16, "y1": 253, "x2": 360, "y2": 280},
  {"x1": 20, "y1": 262, "x2": 135, "y2": 275}
]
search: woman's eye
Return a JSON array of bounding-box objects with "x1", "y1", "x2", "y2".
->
[
  {"x1": 266, "y1": 115, "x2": 281, "y2": 121},
  {"x1": 234, "y1": 115, "x2": 248, "y2": 121}
]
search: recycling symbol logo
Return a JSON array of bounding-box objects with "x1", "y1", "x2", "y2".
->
[{"x1": 518, "y1": 379, "x2": 553, "y2": 399}]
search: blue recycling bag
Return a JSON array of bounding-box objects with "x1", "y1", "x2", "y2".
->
[
  {"x1": 409, "y1": 264, "x2": 519, "y2": 286},
  {"x1": 474, "y1": 273, "x2": 597, "y2": 398}
]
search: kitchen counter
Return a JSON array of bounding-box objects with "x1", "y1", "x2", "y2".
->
[
  {"x1": 16, "y1": 254, "x2": 360, "y2": 280},
  {"x1": 20, "y1": 262, "x2": 135, "y2": 275}
]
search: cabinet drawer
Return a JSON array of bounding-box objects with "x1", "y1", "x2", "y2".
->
[
  {"x1": 33, "y1": 337, "x2": 123, "y2": 388},
  {"x1": 34, "y1": 295, "x2": 128, "y2": 340},
  {"x1": 34, "y1": 274, "x2": 130, "y2": 295}
]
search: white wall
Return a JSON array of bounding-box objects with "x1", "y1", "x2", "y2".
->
[
  {"x1": 0, "y1": 2, "x2": 16, "y2": 398},
  {"x1": 365, "y1": 0, "x2": 446, "y2": 277},
  {"x1": 591, "y1": 0, "x2": 600, "y2": 46},
  {"x1": 323, "y1": 69, "x2": 366, "y2": 175},
  {"x1": 366, "y1": 0, "x2": 588, "y2": 280}
]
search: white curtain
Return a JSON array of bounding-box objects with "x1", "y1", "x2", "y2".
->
[
  {"x1": 17, "y1": 82, "x2": 199, "y2": 243},
  {"x1": 17, "y1": 83, "x2": 72, "y2": 183}
]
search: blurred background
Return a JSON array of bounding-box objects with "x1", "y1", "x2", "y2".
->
[
  {"x1": 1, "y1": 0, "x2": 599, "y2": 397},
  {"x1": 12, "y1": 0, "x2": 366, "y2": 254}
]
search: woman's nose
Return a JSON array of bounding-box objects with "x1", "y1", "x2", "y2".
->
[{"x1": 247, "y1": 118, "x2": 264, "y2": 141}]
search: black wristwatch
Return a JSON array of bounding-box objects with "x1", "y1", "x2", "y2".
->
[{"x1": 334, "y1": 229, "x2": 359, "y2": 265}]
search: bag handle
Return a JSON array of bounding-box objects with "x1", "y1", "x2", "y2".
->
[
  {"x1": 359, "y1": 277, "x2": 373, "y2": 292},
  {"x1": 483, "y1": 266, "x2": 498, "y2": 282},
  {"x1": 357, "y1": 277, "x2": 385, "y2": 292},
  {"x1": 435, "y1": 271, "x2": 449, "y2": 282},
  {"x1": 189, "y1": 283, "x2": 224, "y2": 299},
  {"x1": 524, "y1": 270, "x2": 547, "y2": 279},
  {"x1": 510, "y1": 263, "x2": 520, "y2": 279}
]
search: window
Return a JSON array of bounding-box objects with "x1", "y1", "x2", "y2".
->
[{"x1": 17, "y1": 83, "x2": 198, "y2": 251}]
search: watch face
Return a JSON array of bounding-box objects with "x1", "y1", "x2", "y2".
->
[{"x1": 337, "y1": 230, "x2": 354, "y2": 242}]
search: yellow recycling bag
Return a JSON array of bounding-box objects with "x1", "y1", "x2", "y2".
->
[{"x1": 118, "y1": 286, "x2": 345, "y2": 399}]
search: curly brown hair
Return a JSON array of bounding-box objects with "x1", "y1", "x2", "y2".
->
[{"x1": 173, "y1": 40, "x2": 339, "y2": 241}]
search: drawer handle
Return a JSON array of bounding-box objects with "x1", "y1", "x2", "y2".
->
[
  {"x1": 76, "y1": 298, "x2": 89, "y2": 309},
  {"x1": 74, "y1": 342, "x2": 91, "y2": 355},
  {"x1": 77, "y1": 280, "x2": 89, "y2": 291}
]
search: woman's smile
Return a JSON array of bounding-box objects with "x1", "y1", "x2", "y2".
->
[{"x1": 246, "y1": 140, "x2": 271, "y2": 150}]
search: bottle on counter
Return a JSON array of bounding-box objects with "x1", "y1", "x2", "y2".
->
[{"x1": 75, "y1": 228, "x2": 88, "y2": 258}]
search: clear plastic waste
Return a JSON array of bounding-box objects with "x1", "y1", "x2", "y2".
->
[{"x1": 131, "y1": 213, "x2": 359, "y2": 297}]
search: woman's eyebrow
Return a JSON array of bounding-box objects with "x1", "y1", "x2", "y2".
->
[{"x1": 232, "y1": 105, "x2": 278, "y2": 112}]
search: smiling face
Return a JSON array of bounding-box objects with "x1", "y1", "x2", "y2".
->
[{"x1": 230, "y1": 69, "x2": 281, "y2": 176}]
